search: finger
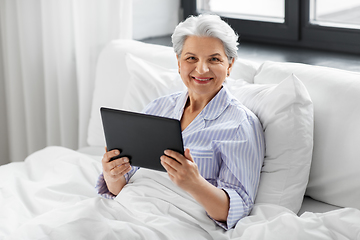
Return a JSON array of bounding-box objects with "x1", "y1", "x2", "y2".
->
[
  {"x1": 110, "y1": 163, "x2": 131, "y2": 176},
  {"x1": 110, "y1": 157, "x2": 130, "y2": 170},
  {"x1": 164, "y1": 149, "x2": 194, "y2": 164},
  {"x1": 183, "y1": 148, "x2": 194, "y2": 163},
  {"x1": 163, "y1": 150, "x2": 187, "y2": 164},
  {"x1": 103, "y1": 156, "x2": 128, "y2": 173},
  {"x1": 160, "y1": 158, "x2": 176, "y2": 178},
  {"x1": 105, "y1": 146, "x2": 108, "y2": 152},
  {"x1": 160, "y1": 158, "x2": 169, "y2": 171},
  {"x1": 103, "y1": 157, "x2": 129, "y2": 174},
  {"x1": 102, "y1": 149, "x2": 121, "y2": 164},
  {"x1": 161, "y1": 161, "x2": 175, "y2": 181},
  {"x1": 160, "y1": 154, "x2": 180, "y2": 172}
]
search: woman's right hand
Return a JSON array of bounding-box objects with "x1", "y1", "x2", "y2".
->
[{"x1": 102, "y1": 147, "x2": 132, "y2": 195}]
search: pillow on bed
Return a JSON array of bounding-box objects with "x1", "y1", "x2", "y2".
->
[
  {"x1": 254, "y1": 61, "x2": 360, "y2": 210},
  {"x1": 87, "y1": 40, "x2": 179, "y2": 147},
  {"x1": 226, "y1": 74, "x2": 314, "y2": 214},
  {"x1": 122, "y1": 54, "x2": 186, "y2": 112}
]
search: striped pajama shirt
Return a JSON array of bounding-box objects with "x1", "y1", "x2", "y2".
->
[{"x1": 96, "y1": 86, "x2": 265, "y2": 230}]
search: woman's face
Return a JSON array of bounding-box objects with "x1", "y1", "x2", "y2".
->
[{"x1": 177, "y1": 36, "x2": 234, "y2": 101}]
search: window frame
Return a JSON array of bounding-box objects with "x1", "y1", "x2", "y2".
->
[
  {"x1": 181, "y1": 0, "x2": 360, "y2": 54},
  {"x1": 301, "y1": 0, "x2": 360, "y2": 53}
]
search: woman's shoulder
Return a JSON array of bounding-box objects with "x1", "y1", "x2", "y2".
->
[
  {"x1": 155, "y1": 91, "x2": 184, "y2": 103},
  {"x1": 148, "y1": 91, "x2": 184, "y2": 109},
  {"x1": 142, "y1": 91, "x2": 185, "y2": 117}
]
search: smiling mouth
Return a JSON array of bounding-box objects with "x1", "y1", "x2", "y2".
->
[{"x1": 192, "y1": 76, "x2": 213, "y2": 82}]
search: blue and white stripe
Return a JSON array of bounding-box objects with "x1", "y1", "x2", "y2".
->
[{"x1": 96, "y1": 86, "x2": 265, "y2": 230}]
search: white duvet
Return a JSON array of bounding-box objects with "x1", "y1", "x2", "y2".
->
[{"x1": 0, "y1": 147, "x2": 359, "y2": 240}]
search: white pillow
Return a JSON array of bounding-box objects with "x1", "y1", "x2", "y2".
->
[
  {"x1": 254, "y1": 61, "x2": 360, "y2": 210},
  {"x1": 227, "y1": 74, "x2": 314, "y2": 213},
  {"x1": 230, "y1": 58, "x2": 259, "y2": 84},
  {"x1": 87, "y1": 40, "x2": 178, "y2": 147},
  {"x1": 123, "y1": 54, "x2": 186, "y2": 112}
]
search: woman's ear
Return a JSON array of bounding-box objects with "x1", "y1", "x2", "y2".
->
[{"x1": 227, "y1": 58, "x2": 235, "y2": 76}]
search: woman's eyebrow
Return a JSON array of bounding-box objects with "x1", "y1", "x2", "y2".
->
[
  {"x1": 209, "y1": 53, "x2": 222, "y2": 57},
  {"x1": 184, "y1": 52, "x2": 222, "y2": 57}
]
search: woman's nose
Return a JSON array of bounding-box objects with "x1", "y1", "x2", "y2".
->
[{"x1": 195, "y1": 60, "x2": 209, "y2": 74}]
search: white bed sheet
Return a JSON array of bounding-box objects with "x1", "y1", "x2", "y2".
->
[
  {"x1": 77, "y1": 146, "x2": 343, "y2": 216},
  {"x1": 1, "y1": 146, "x2": 359, "y2": 240}
]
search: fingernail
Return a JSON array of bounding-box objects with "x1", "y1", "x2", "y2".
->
[
  {"x1": 124, "y1": 158, "x2": 129, "y2": 163},
  {"x1": 115, "y1": 150, "x2": 119, "y2": 155}
]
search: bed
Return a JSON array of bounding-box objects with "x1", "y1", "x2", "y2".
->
[{"x1": 1, "y1": 40, "x2": 360, "y2": 239}]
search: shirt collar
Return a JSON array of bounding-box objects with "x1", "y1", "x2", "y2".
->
[
  {"x1": 201, "y1": 86, "x2": 230, "y2": 120},
  {"x1": 173, "y1": 86, "x2": 231, "y2": 121},
  {"x1": 173, "y1": 91, "x2": 188, "y2": 120}
]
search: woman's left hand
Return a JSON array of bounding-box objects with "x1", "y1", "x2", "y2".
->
[
  {"x1": 160, "y1": 148, "x2": 202, "y2": 192},
  {"x1": 161, "y1": 148, "x2": 230, "y2": 222}
]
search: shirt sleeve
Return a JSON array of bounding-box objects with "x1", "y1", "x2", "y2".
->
[
  {"x1": 212, "y1": 188, "x2": 253, "y2": 230},
  {"x1": 95, "y1": 166, "x2": 140, "y2": 199},
  {"x1": 95, "y1": 172, "x2": 116, "y2": 199},
  {"x1": 212, "y1": 118, "x2": 265, "y2": 230}
]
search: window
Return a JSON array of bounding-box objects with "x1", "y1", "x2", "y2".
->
[
  {"x1": 197, "y1": 0, "x2": 285, "y2": 23},
  {"x1": 182, "y1": 0, "x2": 360, "y2": 54},
  {"x1": 302, "y1": 0, "x2": 360, "y2": 53},
  {"x1": 309, "y1": 0, "x2": 360, "y2": 29},
  {"x1": 192, "y1": 0, "x2": 299, "y2": 41}
]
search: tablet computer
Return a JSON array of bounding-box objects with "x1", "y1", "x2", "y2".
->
[{"x1": 100, "y1": 107, "x2": 184, "y2": 171}]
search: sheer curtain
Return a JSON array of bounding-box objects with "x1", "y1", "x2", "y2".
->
[{"x1": 0, "y1": 0, "x2": 132, "y2": 164}]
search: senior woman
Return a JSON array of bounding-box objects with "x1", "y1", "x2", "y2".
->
[{"x1": 96, "y1": 14, "x2": 265, "y2": 230}]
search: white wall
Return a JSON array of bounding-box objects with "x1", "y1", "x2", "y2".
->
[{"x1": 133, "y1": 0, "x2": 181, "y2": 40}]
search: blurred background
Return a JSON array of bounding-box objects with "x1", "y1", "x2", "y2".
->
[{"x1": 0, "y1": 0, "x2": 359, "y2": 165}]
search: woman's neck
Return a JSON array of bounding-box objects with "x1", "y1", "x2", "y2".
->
[
  {"x1": 186, "y1": 87, "x2": 221, "y2": 113},
  {"x1": 185, "y1": 96, "x2": 208, "y2": 114},
  {"x1": 180, "y1": 91, "x2": 216, "y2": 131}
]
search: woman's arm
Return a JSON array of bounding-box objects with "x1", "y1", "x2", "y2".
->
[
  {"x1": 185, "y1": 172, "x2": 230, "y2": 222},
  {"x1": 160, "y1": 149, "x2": 229, "y2": 222},
  {"x1": 102, "y1": 148, "x2": 132, "y2": 196}
]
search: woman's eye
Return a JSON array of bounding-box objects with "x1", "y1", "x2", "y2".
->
[
  {"x1": 187, "y1": 56, "x2": 196, "y2": 60},
  {"x1": 210, "y1": 57, "x2": 220, "y2": 62}
]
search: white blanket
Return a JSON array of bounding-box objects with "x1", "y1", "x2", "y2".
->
[{"x1": 1, "y1": 147, "x2": 359, "y2": 240}]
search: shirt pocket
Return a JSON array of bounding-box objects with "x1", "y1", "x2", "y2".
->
[{"x1": 189, "y1": 148, "x2": 219, "y2": 180}]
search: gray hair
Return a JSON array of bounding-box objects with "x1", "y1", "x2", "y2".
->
[{"x1": 171, "y1": 14, "x2": 239, "y2": 62}]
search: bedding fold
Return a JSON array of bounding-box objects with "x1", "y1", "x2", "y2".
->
[{"x1": 1, "y1": 146, "x2": 360, "y2": 240}]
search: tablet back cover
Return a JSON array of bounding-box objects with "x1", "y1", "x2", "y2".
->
[{"x1": 101, "y1": 107, "x2": 184, "y2": 171}]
